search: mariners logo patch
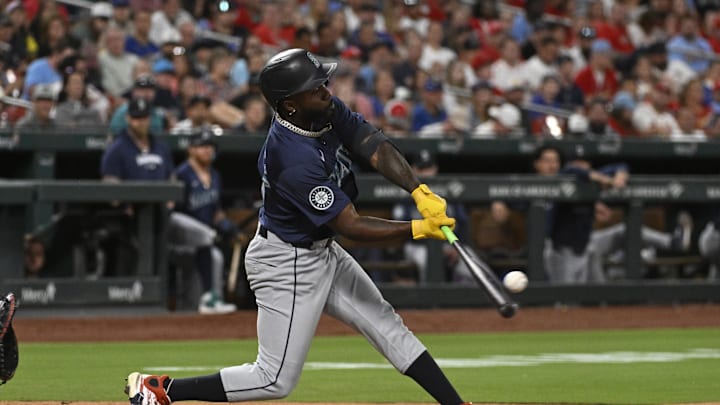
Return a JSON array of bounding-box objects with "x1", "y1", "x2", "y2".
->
[{"x1": 309, "y1": 186, "x2": 334, "y2": 210}]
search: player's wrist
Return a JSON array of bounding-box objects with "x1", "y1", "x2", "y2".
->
[{"x1": 411, "y1": 183, "x2": 431, "y2": 202}]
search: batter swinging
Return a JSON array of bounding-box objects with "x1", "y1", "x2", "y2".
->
[{"x1": 125, "y1": 49, "x2": 468, "y2": 405}]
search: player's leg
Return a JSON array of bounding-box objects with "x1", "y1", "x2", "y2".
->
[
  {"x1": 127, "y1": 237, "x2": 338, "y2": 404},
  {"x1": 216, "y1": 237, "x2": 337, "y2": 401},
  {"x1": 323, "y1": 243, "x2": 466, "y2": 405}
]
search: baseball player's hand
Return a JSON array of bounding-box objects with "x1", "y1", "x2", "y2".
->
[
  {"x1": 412, "y1": 216, "x2": 456, "y2": 240},
  {"x1": 411, "y1": 184, "x2": 447, "y2": 219}
]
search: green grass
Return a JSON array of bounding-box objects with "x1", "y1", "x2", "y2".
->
[{"x1": 3, "y1": 329, "x2": 720, "y2": 404}]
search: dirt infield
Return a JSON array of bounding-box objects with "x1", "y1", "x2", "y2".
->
[
  {"x1": 12, "y1": 303, "x2": 720, "y2": 342},
  {"x1": 6, "y1": 304, "x2": 720, "y2": 405}
]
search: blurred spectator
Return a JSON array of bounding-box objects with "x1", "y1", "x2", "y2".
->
[
  {"x1": 55, "y1": 71, "x2": 104, "y2": 129},
  {"x1": 7, "y1": 1, "x2": 38, "y2": 64},
  {"x1": 521, "y1": 35, "x2": 559, "y2": 91},
  {"x1": 554, "y1": 55, "x2": 585, "y2": 110},
  {"x1": 350, "y1": 19, "x2": 393, "y2": 61},
  {"x1": 632, "y1": 83, "x2": 681, "y2": 138},
  {"x1": 609, "y1": 91, "x2": 639, "y2": 137},
  {"x1": 299, "y1": 0, "x2": 332, "y2": 32},
  {"x1": 583, "y1": 97, "x2": 619, "y2": 139},
  {"x1": 73, "y1": 2, "x2": 112, "y2": 75},
  {"x1": 392, "y1": 29, "x2": 422, "y2": 92},
  {"x1": 503, "y1": 82, "x2": 533, "y2": 135},
  {"x1": 314, "y1": 20, "x2": 342, "y2": 58},
  {"x1": 489, "y1": 37, "x2": 525, "y2": 92},
  {"x1": 566, "y1": 25, "x2": 597, "y2": 73},
  {"x1": 418, "y1": 20, "x2": 456, "y2": 78},
  {"x1": 24, "y1": 235, "x2": 46, "y2": 279},
  {"x1": 202, "y1": 48, "x2": 240, "y2": 103},
  {"x1": 36, "y1": 15, "x2": 68, "y2": 59},
  {"x1": 368, "y1": 68, "x2": 396, "y2": 122},
  {"x1": 151, "y1": 58, "x2": 181, "y2": 122},
  {"x1": 357, "y1": 41, "x2": 395, "y2": 95},
  {"x1": 125, "y1": 9, "x2": 160, "y2": 58},
  {"x1": 411, "y1": 78, "x2": 447, "y2": 132},
  {"x1": 382, "y1": 98, "x2": 412, "y2": 137},
  {"x1": 628, "y1": 10, "x2": 667, "y2": 48},
  {"x1": 234, "y1": 95, "x2": 270, "y2": 134},
  {"x1": 109, "y1": 0, "x2": 134, "y2": 35},
  {"x1": 574, "y1": 39, "x2": 618, "y2": 99},
  {"x1": 109, "y1": 74, "x2": 166, "y2": 135},
  {"x1": 677, "y1": 78, "x2": 712, "y2": 129},
  {"x1": 57, "y1": 54, "x2": 110, "y2": 121},
  {"x1": 631, "y1": 54, "x2": 660, "y2": 100},
  {"x1": 150, "y1": 0, "x2": 194, "y2": 47},
  {"x1": 22, "y1": 38, "x2": 73, "y2": 100},
  {"x1": 472, "y1": 102, "x2": 523, "y2": 138},
  {"x1": 674, "y1": 106, "x2": 708, "y2": 140},
  {"x1": 442, "y1": 59, "x2": 474, "y2": 112},
  {"x1": 668, "y1": 13, "x2": 713, "y2": 75},
  {"x1": 204, "y1": 0, "x2": 248, "y2": 54},
  {"x1": 176, "y1": 74, "x2": 203, "y2": 118},
  {"x1": 529, "y1": 74, "x2": 563, "y2": 135},
  {"x1": 593, "y1": 2, "x2": 635, "y2": 56},
  {"x1": 201, "y1": 49, "x2": 245, "y2": 128},
  {"x1": 509, "y1": 0, "x2": 546, "y2": 47},
  {"x1": 397, "y1": 0, "x2": 430, "y2": 37},
  {"x1": 329, "y1": 66, "x2": 375, "y2": 120},
  {"x1": 252, "y1": 1, "x2": 295, "y2": 49},
  {"x1": 16, "y1": 84, "x2": 58, "y2": 130},
  {"x1": 468, "y1": 81, "x2": 495, "y2": 130},
  {"x1": 171, "y1": 94, "x2": 212, "y2": 135},
  {"x1": 344, "y1": 0, "x2": 386, "y2": 35},
  {"x1": 99, "y1": 26, "x2": 139, "y2": 98}
]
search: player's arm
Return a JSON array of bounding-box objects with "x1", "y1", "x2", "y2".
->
[
  {"x1": 347, "y1": 123, "x2": 449, "y2": 218},
  {"x1": 328, "y1": 203, "x2": 454, "y2": 242}
]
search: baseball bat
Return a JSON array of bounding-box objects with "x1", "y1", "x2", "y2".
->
[
  {"x1": 227, "y1": 238, "x2": 242, "y2": 296},
  {"x1": 441, "y1": 226, "x2": 518, "y2": 318}
]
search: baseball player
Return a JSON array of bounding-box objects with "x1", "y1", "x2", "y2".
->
[{"x1": 125, "y1": 49, "x2": 468, "y2": 405}]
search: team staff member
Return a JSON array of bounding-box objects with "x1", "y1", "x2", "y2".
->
[{"x1": 125, "y1": 49, "x2": 467, "y2": 405}]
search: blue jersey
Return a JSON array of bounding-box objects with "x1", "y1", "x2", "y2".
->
[
  {"x1": 100, "y1": 129, "x2": 174, "y2": 181},
  {"x1": 175, "y1": 161, "x2": 221, "y2": 227},
  {"x1": 258, "y1": 97, "x2": 362, "y2": 245}
]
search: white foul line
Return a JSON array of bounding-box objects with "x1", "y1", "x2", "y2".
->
[{"x1": 144, "y1": 348, "x2": 720, "y2": 373}]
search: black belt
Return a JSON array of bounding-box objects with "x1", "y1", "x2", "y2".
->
[{"x1": 259, "y1": 225, "x2": 332, "y2": 249}]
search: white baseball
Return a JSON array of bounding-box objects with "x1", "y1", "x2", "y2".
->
[{"x1": 503, "y1": 271, "x2": 528, "y2": 293}]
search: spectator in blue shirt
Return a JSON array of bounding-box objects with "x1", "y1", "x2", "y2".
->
[
  {"x1": 124, "y1": 9, "x2": 160, "y2": 58},
  {"x1": 109, "y1": 74, "x2": 166, "y2": 135},
  {"x1": 667, "y1": 14, "x2": 713, "y2": 74},
  {"x1": 411, "y1": 79, "x2": 447, "y2": 133}
]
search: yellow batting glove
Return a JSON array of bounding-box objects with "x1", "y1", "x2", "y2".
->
[
  {"x1": 411, "y1": 216, "x2": 456, "y2": 240},
  {"x1": 411, "y1": 184, "x2": 447, "y2": 219}
]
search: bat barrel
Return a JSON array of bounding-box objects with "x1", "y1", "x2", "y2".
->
[{"x1": 498, "y1": 303, "x2": 518, "y2": 318}]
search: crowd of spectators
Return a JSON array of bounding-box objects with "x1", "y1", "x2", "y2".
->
[{"x1": 1, "y1": 0, "x2": 720, "y2": 141}]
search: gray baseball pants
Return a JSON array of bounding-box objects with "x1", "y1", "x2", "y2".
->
[
  {"x1": 219, "y1": 227, "x2": 426, "y2": 401},
  {"x1": 167, "y1": 212, "x2": 224, "y2": 295}
]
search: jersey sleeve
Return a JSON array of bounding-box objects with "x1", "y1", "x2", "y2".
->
[
  {"x1": 100, "y1": 144, "x2": 124, "y2": 179},
  {"x1": 330, "y1": 96, "x2": 388, "y2": 160},
  {"x1": 276, "y1": 161, "x2": 351, "y2": 227}
]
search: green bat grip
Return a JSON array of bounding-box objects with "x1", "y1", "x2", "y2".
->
[{"x1": 441, "y1": 226, "x2": 458, "y2": 244}]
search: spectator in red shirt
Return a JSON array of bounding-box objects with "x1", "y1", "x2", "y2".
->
[
  {"x1": 574, "y1": 39, "x2": 618, "y2": 99},
  {"x1": 594, "y1": 2, "x2": 635, "y2": 56},
  {"x1": 252, "y1": 1, "x2": 295, "y2": 50}
]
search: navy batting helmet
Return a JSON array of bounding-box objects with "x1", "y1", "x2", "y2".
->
[{"x1": 259, "y1": 48, "x2": 337, "y2": 109}]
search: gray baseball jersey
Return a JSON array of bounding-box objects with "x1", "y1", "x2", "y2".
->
[{"x1": 219, "y1": 97, "x2": 426, "y2": 401}]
